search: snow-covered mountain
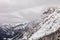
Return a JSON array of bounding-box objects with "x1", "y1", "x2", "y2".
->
[
  {"x1": 0, "y1": 7, "x2": 60, "y2": 40},
  {"x1": 29, "y1": 7, "x2": 60, "y2": 40}
]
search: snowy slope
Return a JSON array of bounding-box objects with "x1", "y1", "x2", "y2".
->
[{"x1": 29, "y1": 7, "x2": 60, "y2": 40}]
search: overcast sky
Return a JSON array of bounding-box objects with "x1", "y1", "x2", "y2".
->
[
  {"x1": 0, "y1": 0, "x2": 60, "y2": 13},
  {"x1": 0, "y1": 0, "x2": 60, "y2": 24}
]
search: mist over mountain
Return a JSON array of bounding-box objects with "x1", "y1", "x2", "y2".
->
[{"x1": 0, "y1": 7, "x2": 60, "y2": 40}]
